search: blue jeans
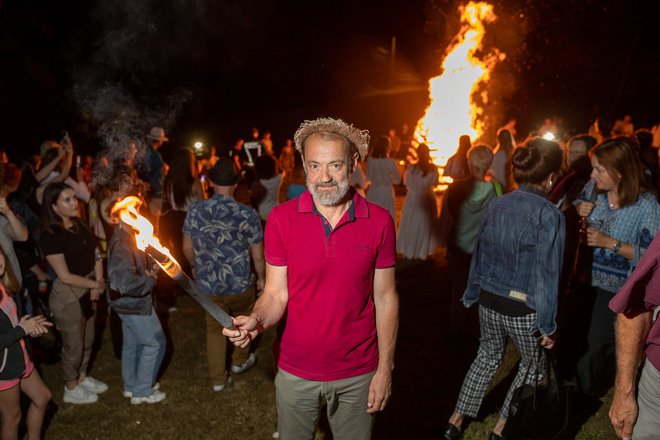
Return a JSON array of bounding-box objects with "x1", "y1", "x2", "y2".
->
[{"x1": 118, "y1": 308, "x2": 166, "y2": 397}]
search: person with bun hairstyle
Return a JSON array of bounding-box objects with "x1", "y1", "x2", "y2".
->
[{"x1": 443, "y1": 138, "x2": 565, "y2": 440}]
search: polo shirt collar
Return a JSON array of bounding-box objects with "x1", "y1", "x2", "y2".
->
[{"x1": 297, "y1": 189, "x2": 369, "y2": 220}]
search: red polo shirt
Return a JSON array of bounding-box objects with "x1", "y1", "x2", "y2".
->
[
  {"x1": 265, "y1": 190, "x2": 396, "y2": 381},
  {"x1": 610, "y1": 232, "x2": 660, "y2": 371}
]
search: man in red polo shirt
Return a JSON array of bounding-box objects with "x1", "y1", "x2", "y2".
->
[
  {"x1": 609, "y1": 232, "x2": 660, "y2": 440},
  {"x1": 224, "y1": 117, "x2": 399, "y2": 440}
]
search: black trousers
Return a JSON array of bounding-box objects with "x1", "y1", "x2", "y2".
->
[{"x1": 575, "y1": 287, "x2": 616, "y2": 396}]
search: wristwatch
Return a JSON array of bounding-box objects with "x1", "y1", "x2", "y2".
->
[{"x1": 613, "y1": 240, "x2": 623, "y2": 253}]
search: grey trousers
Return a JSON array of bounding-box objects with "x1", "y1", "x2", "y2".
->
[
  {"x1": 49, "y1": 279, "x2": 95, "y2": 383},
  {"x1": 275, "y1": 369, "x2": 375, "y2": 440},
  {"x1": 633, "y1": 360, "x2": 660, "y2": 440}
]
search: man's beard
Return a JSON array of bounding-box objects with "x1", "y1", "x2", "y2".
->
[{"x1": 308, "y1": 176, "x2": 350, "y2": 207}]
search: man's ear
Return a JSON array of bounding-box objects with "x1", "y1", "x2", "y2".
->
[{"x1": 349, "y1": 152, "x2": 359, "y2": 174}]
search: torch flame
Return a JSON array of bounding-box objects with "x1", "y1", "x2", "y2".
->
[
  {"x1": 414, "y1": 1, "x2": 504, "y2": 187},
  {"x1": 110, "y1": 196, "x2": 182, "y2": 277}
]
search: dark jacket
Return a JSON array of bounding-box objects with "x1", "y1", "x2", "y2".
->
[
  {"x1": 0, "y1": 296, "x2": 29, "y2": 380},
  {"x1": 107, "y1": 225, "x2": 156, "y2": 315}
]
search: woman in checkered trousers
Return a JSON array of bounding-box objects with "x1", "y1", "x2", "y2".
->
[{"x1": 443, "y1": 137, "x2": 565, "y2": 440}]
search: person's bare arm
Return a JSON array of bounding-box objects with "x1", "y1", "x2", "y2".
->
[
  {"x1": 609, "y1": 311, "x2": 652, "y2": 439},
  {"x1": 48, "y1": 147, "x2": 74, "y2": 185},
  {"x1": 250, "y1": 242, "x2": 266, "y2": 293},
  {"x1": 368, "y1": 266, "x2": 399, "y2": 413},
  {"x1": 35, "y1": 148, "x2": 65, "y2": 182},
  {"x1": 58, "y1": 141, "x2": 74, "y2": 182},
  {"x1": 0, "y1": 197, "x2": 28, "y2": 241},
  {"x1": 586, "y1": 228, "x2": 634, "y2": 261}
]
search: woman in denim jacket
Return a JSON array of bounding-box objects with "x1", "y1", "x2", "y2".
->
[
  {"x1": 574, "y1": 137, "x2": 660, "y2": 397},
  {"x1": 443, "y1": 138, "x2": 564, "y2": 440}
]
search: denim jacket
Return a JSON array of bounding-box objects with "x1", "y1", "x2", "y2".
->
[{"x1": 462, "y1": 184, "x2": 565, "y2": 336}]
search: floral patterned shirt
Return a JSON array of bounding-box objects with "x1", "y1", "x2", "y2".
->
[{"x1": 183, "y1": 194, "x2": 263, "y2": 296}]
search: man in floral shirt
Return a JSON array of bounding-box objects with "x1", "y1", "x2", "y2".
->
[{"x1": 182, "y1": 158, "x2": 265, "y2": 392}]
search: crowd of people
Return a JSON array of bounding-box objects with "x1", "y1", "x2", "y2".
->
[{"x1": 0, "y1": 113, "x2": 659, "y2": 439}]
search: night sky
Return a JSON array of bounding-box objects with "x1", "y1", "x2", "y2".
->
[{"x1": 1, "y1": 0, "x2": 659, "y2": 161}]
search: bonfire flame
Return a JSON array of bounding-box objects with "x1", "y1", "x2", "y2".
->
[
  {"x1": 110, "y1": 196, "x2": 182, "y2": 278},
  {"x1": 414, "y1": 1, "x2": 504, "y2": 185}
]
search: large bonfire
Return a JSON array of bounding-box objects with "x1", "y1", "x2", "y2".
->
[{"x1": 413, "y1": 1, "x2": 504, "y2": 185}]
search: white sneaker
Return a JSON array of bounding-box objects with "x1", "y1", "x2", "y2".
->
[
  {"x1": 79, "y1": 376, "x2": 108, "y2": 394},
  {"x1": 212, "y1": 376, "x2": 233, "y2": 392},
  {"x1": 231, "y1": 353, "x2": 257, "y2": 374},
  {"x1": 63, "y1": 385, "x2": 98, "y2": 404},
  {"x1": 124, "y1": 382, "x2": 160, "y2": 398},
  {"x1": 130, "y1": 390, "x2": 166, "y2": 405}
]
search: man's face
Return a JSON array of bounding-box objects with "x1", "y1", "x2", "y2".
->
[
  {"x1": 303, "y1": 134, "x2": 353, "y2": 207},
  {"x1": 567, "y1": 140, "x2": 588, "y2": 168}
]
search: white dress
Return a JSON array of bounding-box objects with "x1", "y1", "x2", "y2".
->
[
  {"x1": 397, "y1": 164, "x2": 440, "y2": 259},
  {"x1": 366, "y1": 157, "x2": 401, "y2": 218}
]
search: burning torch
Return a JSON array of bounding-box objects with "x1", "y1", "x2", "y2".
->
[{"x1": 111, "y1": 196, "x2": 234, "y2": 329}]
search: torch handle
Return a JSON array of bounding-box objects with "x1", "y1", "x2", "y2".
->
[
  {"x1": 142, "y1": 244, "x2": 235, "y2": 329},
  {"x1": 174, "y1": 272, "x2": 235, "y2": 330}
]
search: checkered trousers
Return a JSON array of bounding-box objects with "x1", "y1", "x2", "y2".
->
[{"x1": 455, "y1": 305, "x2": 545, "y2": 420}]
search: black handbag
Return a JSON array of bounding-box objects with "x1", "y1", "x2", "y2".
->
[{"x1": 503, "y1": 347, "x2": 574, "y2": 440}]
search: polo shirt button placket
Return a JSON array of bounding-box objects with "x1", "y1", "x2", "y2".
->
[{"x1": 327, "y1": 233, "x2": 336, "y2": 257}]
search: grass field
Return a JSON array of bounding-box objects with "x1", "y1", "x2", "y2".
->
[{"x1": 32, "y1": 254, "x2": 619, "y2": 439}]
